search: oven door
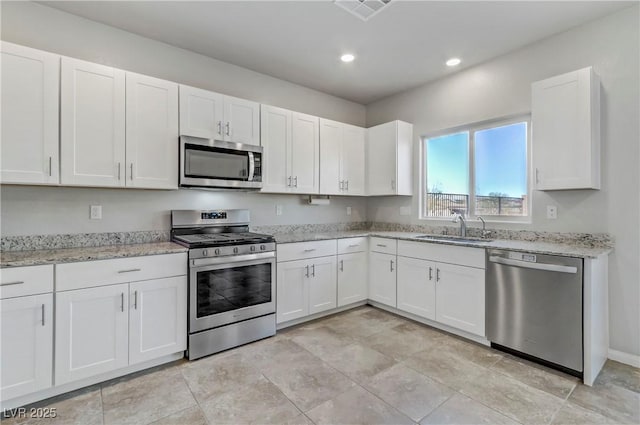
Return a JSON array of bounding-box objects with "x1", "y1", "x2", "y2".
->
[
  {"x1": 189, "y1": 252, "x2": 275, "y2": 332},
  {"x1": 180, "y1": 136, "x2": 263, "y2": 189}
]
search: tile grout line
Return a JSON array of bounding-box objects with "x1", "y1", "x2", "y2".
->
[
  {"x1": 177, "y1": 366, "x2": 212, "y2": 425},
  {"x1": 415, "y1": 391, "x2": 457, "y2": 424}
]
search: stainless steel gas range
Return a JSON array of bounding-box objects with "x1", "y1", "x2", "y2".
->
[{"x1": 171, "y1": 209, "x2": 276, "y2": 360}]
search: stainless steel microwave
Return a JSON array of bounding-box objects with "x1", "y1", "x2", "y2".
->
[{"x1": 180, "y1": 136, "x2": 263, "y2": 190}]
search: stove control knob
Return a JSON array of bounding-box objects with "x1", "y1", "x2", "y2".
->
[
  {"x1": 203, "y1": 249, "x2": 208, "y2": 256},
  {"x1": 214, "y1": 248, "x2": 220, "y2": 256},
  {"x1": 250, "y1": 246, "x2": 256, "y2": 252},
  {"x1": 260, "y1": 245, "x2": 266, "y2": 251},
  {"x1": 233, "y1": 247, "x2": 239, "y2": 254}
]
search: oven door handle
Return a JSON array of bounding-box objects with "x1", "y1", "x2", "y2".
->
[
  {"x1": 248, "y1": 152, "x2": 255, "y2": 181},
  {"x1": 191, "y1": 252, "x2": 275, "y2": 268}
]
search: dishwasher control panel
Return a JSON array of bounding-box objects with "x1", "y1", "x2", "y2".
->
[{"x1": 508, "y1": 252, "x2": 537, "y2": 262}]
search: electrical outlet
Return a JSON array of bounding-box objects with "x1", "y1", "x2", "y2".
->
[
  {"x1": 276, "y1": 205, "x2": 283, "y2": 216},
  {"x1": 346, "y1": 206, "x2": 352, "y2": 216},
  {"x1": 546, "y1": 205, "x2": 557, "y2": 219},
  {"x1": 90, "y1": 205, "x2": 102, "y2": 220}
]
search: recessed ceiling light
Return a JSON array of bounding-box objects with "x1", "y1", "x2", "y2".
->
[
  {"x1": 341, "y1": 54, "x2": 355, "y2": 63},
  {"x1": 446, "y1": 58, "x2": 461, "y2": 67}
]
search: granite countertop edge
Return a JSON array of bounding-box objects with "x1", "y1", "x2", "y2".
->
[
  {"x1": 1, "y1": 242, "x2": 188, "y2": 268},
  {"x1": 271, "y1": 230, "x2": 612, "y2": 259}
]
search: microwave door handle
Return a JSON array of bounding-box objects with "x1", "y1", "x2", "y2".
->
[{"x1": 248, "y1": 152, "x2": 255, "y2": 181}]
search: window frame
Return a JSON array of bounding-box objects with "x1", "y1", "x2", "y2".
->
[{"x1": 419, "y1": 114, "x2": 532, "y2": 223}]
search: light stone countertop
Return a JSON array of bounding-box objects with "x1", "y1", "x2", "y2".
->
[
  {"x1": 1, "y1": 242, "x2": 188, "y2": 268},
  {"x1": 272, "y1": 230, "x2": 612, "y2": 259}
]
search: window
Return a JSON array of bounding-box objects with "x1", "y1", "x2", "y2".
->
[{"x1": 422, "y1": 117, "x2": 529, "y2": 220}]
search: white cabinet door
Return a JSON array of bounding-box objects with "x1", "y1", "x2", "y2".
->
[
  {"x1": 308, "y1": 256, "x2": 337, "y2": 315},
  {"x1": 319, "y1": 118, "x2": 343, "y2": 195},
  {"x1": 61, "y1": 57, "x2": 125, "y2": 187},
  {"x1": 1, "y1": 294, "x2": 53, "y2": 401},
  {"x1": 129, "y1": 276, "x2": 187, "y2": 365},
  {"x1": 260, "y1": 105, "x2": 291, "y2": 192},
  {"x1": 342, "y1": 124, "x2": 366, "y2": 196},
  {"x1": 532, "y1": 67, "x2": 600, "y2": 190},
  {"x1": 368, "y1": 252, "x2": 397, "y2": 307},
  {"x1": 276, "y1": 259, "x2": 309, "y2": 324},
  {"x1": 367, "y1": 121, "x2": 397, "y2": 195},
  {"x1": 55, "y1": 284, "x2": 129, "y2": 385},
  {"x1": 435, "y1": 263, "x2": 485, "y2": 336},
  {"x1": 1, "y1": 42, "x2": 59, "y2": 185},
  {"x1": 223, "y1": 95, "x2": 260, "y2": 145},
  {"x1": 179, "y1": 85, "x2": 224, "y2": 139},
  {"x1": 290, "y1": 112, "x2": 319, "y2": 194},
  {"x1": 397, "y1": 256, "x2": 436, "y2": 320},
  {"x1": 126, "y1": 73, "x2": 179, "y2": 189},
  {"x1": 337, "y1": 252, "x2": 367, "y2": 307}
]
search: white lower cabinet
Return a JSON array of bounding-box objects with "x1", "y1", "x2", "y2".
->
[
  {"x1": 1, "y1": 294, "x2": 53, "y2": 400},
  {"x1": 308, "y1": 256, "x2": 337, "y2": 315},
  {"x1": 276, "y1": 259, "x2": 309, "y2": 323},
  {"x1": 55, "y1": 284, "x2": 129, "y2": 385},
  {"x1": 397, "y1": 256, "x2": 436, "y2": 320},
  {"x1": 368, "y1": 251, "x2": 397, "y2": 307},
  {"x1": 337, "y1": 252, "x2": 368, "y2": 306},
  {"x1": 129, "y1": 276, "x2": 187, "y2": 365},
  {"x1": 435, "y1": 262, "x2": 485, "y2": 336}
]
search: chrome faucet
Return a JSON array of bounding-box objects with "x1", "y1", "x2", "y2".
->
[
  {"x1": 477, "y1": 216, "x2": 491, "y2": 239},
  {"x1": 451, "y1": 210, "x2": 467, "y2": 238}
]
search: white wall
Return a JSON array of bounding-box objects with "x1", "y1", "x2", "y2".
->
[
  {"x1": 0, "y1": 1, "x2": 367, "y2": 236},
  {"x1": 366, "y1": 6, "x2": 640, "y2": 357}
]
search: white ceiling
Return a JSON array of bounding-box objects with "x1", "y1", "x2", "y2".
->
[{"x1": 40, "y1": 1, "x2": 632, "y2": 104}]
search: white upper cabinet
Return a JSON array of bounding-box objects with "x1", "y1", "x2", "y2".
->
[
  {"x1": 367, "y1": 120, "x2": 413, "y2": 196},
  {"x1": 290, "y1": 112, "x2": 320, "y2": 194},
  {"x1": 261, "y1": 105, "x2": 319, "y2": 194},
  {"x1": 179, "y1": 85, "x2": 259, "y2": 145},
  {"x1": 179, "y1": 85, "x2": 224, "y2": 139},
  {"x1": 126, "y1": 73, "x2": 179, "y2": 189},
  {"x1": 224, "y1": 95, "x2": 260, "y2": 145},
  {"x1": 1, "y1": 42, "x2": 60, "y2": 185},
  {"x1": 532, "y1": 67, "x2": 600, "y2": 190},
  {"x1": 319, "y1": 119, "x2": 366, "y2": 196},
  {"x1": 61, "y1": 57, "x2": 126, "y2": 187}
]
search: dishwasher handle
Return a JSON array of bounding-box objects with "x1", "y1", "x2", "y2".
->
[{"x1": 489, "y1": 255, "x2": 578, "y2": 274}]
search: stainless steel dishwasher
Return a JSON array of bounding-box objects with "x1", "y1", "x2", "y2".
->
[{"x1": 486, "y1": 249, "x2": 583, "y2": 375}]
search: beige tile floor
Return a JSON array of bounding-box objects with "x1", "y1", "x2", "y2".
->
[{"x1": 4, "y1": 306, "x2": 639, "y2": 425}]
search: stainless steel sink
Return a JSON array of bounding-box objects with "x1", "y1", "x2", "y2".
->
[{"x1": 414, "y1": 235, "x2": 493, "y2": 243}]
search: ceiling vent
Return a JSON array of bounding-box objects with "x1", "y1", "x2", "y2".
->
[{"x1": 334, "y1": 0, "x2": 392, "y2": 21}]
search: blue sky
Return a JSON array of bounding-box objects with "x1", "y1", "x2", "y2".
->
[{"x1": 426, "y1": 122, "x2": 527, "y2": 197}]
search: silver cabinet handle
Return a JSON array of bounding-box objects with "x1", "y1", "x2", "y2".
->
[
  {"x1": 429, "y1": 267, "x2": 433, "y2": 281},
  {"x1": 217, "y1": 121, "x2": 222, "y2": 135},
  {"x1": 305, "y1": 265, "x2": 309, "y2": 278},
  {"x1": 340, "y1": 260, "x2": 344, "y2": 272},
  {"x1": 390, "y1": 260, "x2": 394, "y2": 272},
  {"x1": 303, "y1": 249, "x2": 316, "y2": 253},
  {"x1": 118, "y1": 162, "x2": 121, "y2": 180},
  {"x1": 120, "y1": 292, "x2": 124, "y2": 312},
  {"x1": 339, "y1": 180, "x2": 344, "y2": 191},
  {"x1": 118, "y1": 268, "x2": 141, "y2": 274},
  {"x1": 436, "y1": 268, "x2": 440, "y2": 282},
  {"x1": 348, "y1": 244, "x2": 359, "y2": 248},
  {"x1": 0, "y1": 280, "x2": 24, "y2": 286},
  {"x1": 391, "y1": 180, "x2": 395, "y2": 190},
  {"x1": 133, "y1": 290, "x2": 138, "y2": 310},
  {"x1": 311, "y1": 264, "x2": 315, "y2": 277},
  {"x1": 130, "y1": 163, "x2": 134, "y2": 180},
  {"x1": 345, "y1": 180, "x2": 349, "y2": 191},
  {"x1": 49, "y1": 157, "x2": 52, "y2": 176},
  {"x1": 294, "y1": 176, "x2": 298, "y2": 187},
  {"x1": 376, "y1": 244, "x2": 387, "y2": 248},
  {"x1": 288, "y1": 176, "x2": 292, "y2": 187},
  {"x1": 41, "y1": 304, "x2": 45, "y2": 326},
  {"x1": 535, "y1": 168, "x2": 540, "y2": 184},
  {"x1": 226, "y1": 122, "x2": 230, "y2": 136}
]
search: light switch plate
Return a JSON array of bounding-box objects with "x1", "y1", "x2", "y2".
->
[
  {"x1": 346, "y1": 206, "x2": 352, "y2": 216},
  {"x1": 276, "y1": 205, "x2": 283, "y2": 216},
  {"x1": 546, "y1": 205, "x2": 557, "y2": 219},
  {"x1": 90, "y1": 205, "x2": 102, "y2": 220}
]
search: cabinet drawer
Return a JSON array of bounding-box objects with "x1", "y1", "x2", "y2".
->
[
  {"x1": 277, "y1": 240, "x2": 337, "y2": 263},
  {"x1": 398, "y1": 240, "x2": 484, "y2": 269},
  {"x1": 369, "y1": 237, "x2": 397, "y2": 255},
  {"x1": 338, "y1": 237, "x2": 368, "y2": 254},
  {"x1": 56, "y1": 253, "x2": 187, "y2": 291},
  {"x1": 0, "y1": 265, "x2": 53, "y2": 299}
]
